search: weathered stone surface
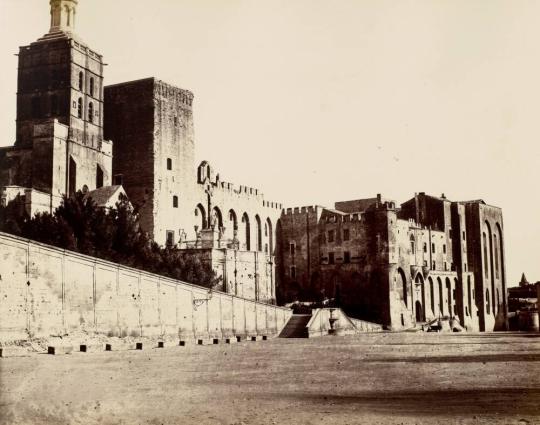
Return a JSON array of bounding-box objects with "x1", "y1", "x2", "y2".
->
[
  {"x1": 278, "y1": 193, "x2": 507, "y2": 332},
  {"x1": 0, "y1": 232, "x2": 292, "y2": 344}
]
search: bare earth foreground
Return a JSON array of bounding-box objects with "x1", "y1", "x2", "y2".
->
[{"x1": 1, "y1": 332, "x2": 539, "y2": 425}]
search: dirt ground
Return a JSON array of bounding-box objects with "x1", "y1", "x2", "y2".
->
[{"x1": 1, "y1": 332, "x2": 539, "y2": 425}]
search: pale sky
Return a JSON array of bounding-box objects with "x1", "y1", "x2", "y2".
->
[{"x1": 1, "y1": 0, "x2": 539, "y2": 287}]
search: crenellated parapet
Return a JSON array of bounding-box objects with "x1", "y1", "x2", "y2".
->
[{"x1": 197, "y1": 161, "x2": 282, "y2": 210}]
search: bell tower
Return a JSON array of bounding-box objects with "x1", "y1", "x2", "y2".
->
[
  {"x1": 2, "y1": 0, "x2": 113, "y2": 209},
  {"x1": 16, "y1": 0, "x2": 105, "y2": 148},
  {"x1": 49, "y1": 0, "x2": 79, "y2": 35}
]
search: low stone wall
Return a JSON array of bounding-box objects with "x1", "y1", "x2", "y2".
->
[
  {"x1": 348, "y1": 317, "x2": 384, "y2": 333},
  {"x1": 306, "y1": 308, "x2": 382, "y2": 337},
  {"x1": 0, "y1": 232, "x2": 292, "y2": 343}
]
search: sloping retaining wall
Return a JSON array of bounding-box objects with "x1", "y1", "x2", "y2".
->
[
  {"x1": 0, "y1": 232, "x2": 292, "y2": 342},
  {"x1": 306, "y1": 308, "x2": 383, "y2": 337}
]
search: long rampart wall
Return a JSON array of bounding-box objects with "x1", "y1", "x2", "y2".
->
[{"x1": 0, "y1": 232, "x2": 292, "y2": 342}]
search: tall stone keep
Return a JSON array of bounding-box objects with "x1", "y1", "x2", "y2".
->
[{"x1": 1, "y1": 0, "x2": 112, "y2": 214}]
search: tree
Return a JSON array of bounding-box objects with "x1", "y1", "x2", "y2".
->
[{"x1": 0, "y1": 191, "x2": 218, "y2": 289}]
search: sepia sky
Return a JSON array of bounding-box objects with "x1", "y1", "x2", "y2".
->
[{"x1": 1, "y1": 0, "x2": 539, "y2": 287}]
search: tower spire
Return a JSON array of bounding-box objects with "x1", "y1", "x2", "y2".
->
[{"x1": 49, "y1": 0, "x2": 78, "y2": 34}]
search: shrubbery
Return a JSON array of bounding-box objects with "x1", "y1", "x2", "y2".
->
[{"x1": 0, "y1": 191, "x2": 219, "y2": 289}]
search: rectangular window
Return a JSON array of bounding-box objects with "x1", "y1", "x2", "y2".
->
[
  {"x1": 167, "y1": 158, "x2": 172, "y2": 170},
  {"x1": 289, "y1": 243, "x2": 295, "y2": 255},
  {"x1": 166, "y1": 231, "x2": 174, "y2": 247},
  {"x1": 173, "y1": 195, "x2": 178, "y2": 208},
  {"x1": 448, "y1": 228, "x2": 452, "y2": 240},
  {"x1": 432, "y1": 260, "x2": 436, "y2": 270},
  {"x1": 432, "y1": 243, "x2": 435, "y2": 254},
  {"x1": 328, "y1": 230, "x2": 334, "y2": 243},
  {"x1": 443, "y1": 244, "x2": 446, "y2": 254},
  {"x1": 423, "y1": 243, "x2": 427, "y2": 253},
  {"x1": 343, "y1": 228, "x2": 350, "y2": 241},
  {"x1": 344, "y1": 251, "x2": 351, "y2": 263},
  {"x1": 463, "y1": 231, "x2": 466, "y2": 240},
  {"x1": 329, "y1": 252, "x2": 335, "y2": 264},
  {"x1": 290, "y1": 266, "x2": 296, "y2": 279}
]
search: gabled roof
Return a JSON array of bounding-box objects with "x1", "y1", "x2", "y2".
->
[{"x1": 85, "y1": 185, "x2": 127, "y2": 208}]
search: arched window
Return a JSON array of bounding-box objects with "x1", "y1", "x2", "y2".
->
[
  {"x1": 173, "y1": 196, "x2": 178, "y2": 208},
  {"x1": 77, "y1": 97, "x2": 82, "y2": 118},
  {"x1": 78, "y1": 72, "x2": 83, "y2": 91},
  {"x1": 410, "y1": 234, "x2": 415, "y2": 254},
  {"x1": 88, "y1": 102, "x2": 94, "y2": 123},
  {"x1": 90, "y1": 77, "x2": 94, "y2": 97}
]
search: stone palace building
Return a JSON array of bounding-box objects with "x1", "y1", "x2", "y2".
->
[{"x1": 0, "y1": 0, "x2": 507, "y2": 331}]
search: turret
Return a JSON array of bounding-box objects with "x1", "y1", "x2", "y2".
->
[{"x1": 49, "y1": 0, "x2": 79, "y2": 34}]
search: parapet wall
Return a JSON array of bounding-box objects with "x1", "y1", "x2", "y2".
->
[{"x1": 0, "y1": 232, "x2": 292, "y2": 343}]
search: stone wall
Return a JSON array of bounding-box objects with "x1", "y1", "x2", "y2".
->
[{"x1": 0, "y1": 232, "x2": 292, "y2": 343}]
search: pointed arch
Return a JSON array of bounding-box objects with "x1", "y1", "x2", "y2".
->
[
  {"x1": 195, "y1": 204, "x2": 207, "y2": 231},
  {"x1": 241, "y1": 213, "x2": 250, "y2": 251},
  {"x1": 467, "y1": 275, "x2": 472, "y2": 317},
  {"x1": 445, "y1": 277, "x2": 452, "y2": 317},
  {"x1": 485, "y1": 221, "x2": 495, "y2": 314},
  {"x1": 397, "y1": 268, "x2": 408, "y2": 307},
  {"x1": 211, "y1": 206, "x2": 223, "y2": 229},
  {"x1": 437, "y1": 277, "x2": 444, "y2": 316},
  {"x1": 265, "y1": 218, "x2": 273, "y2": 255},
  {"x1": 255, "y1": 215, "x2": 262, "y2": 251},
  {"x1": 428, "y1": 277, "x2": 435, "y2": 316},
  {"x1": 414, "y1": 273, "x2": 425, "y2": 321}
]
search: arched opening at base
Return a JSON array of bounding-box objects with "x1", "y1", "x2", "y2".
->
[{"x1": 415, "y1": 300, "x2": 423, "y2": 323}]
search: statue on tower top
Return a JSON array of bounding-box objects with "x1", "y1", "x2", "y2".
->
[{"x1": 49, "y1": 0, "x2": 79, "y2": 34}]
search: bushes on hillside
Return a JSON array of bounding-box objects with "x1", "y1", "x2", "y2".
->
[{"x1": 0, "y1": 192, "x2": 219, "y2": 289}]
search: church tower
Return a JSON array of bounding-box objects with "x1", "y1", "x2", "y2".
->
[
  {"x1": 1, "y1": 0, "x2": 112, "y2": 214},
  {"x1": 16, "y1": 0, "x2": 105, "y2": 150}
]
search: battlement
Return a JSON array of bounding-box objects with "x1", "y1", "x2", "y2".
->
[
  {"x1": 323, "y1": 212, "x2": 363, "y2": 223},
  {"x1": 105, "y1": 78, "x2": 194, "y2": 108},
  {"x1": 197, "y1": 161, "x2": 282, "y2": 209},
  {"x1": 283, "y1": 205, "x2": 322, "y2": 216}
]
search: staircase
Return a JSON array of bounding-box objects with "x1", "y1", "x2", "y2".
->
[{"x1": 279, "y1": 314, "x2": 312, "y2": 338}]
